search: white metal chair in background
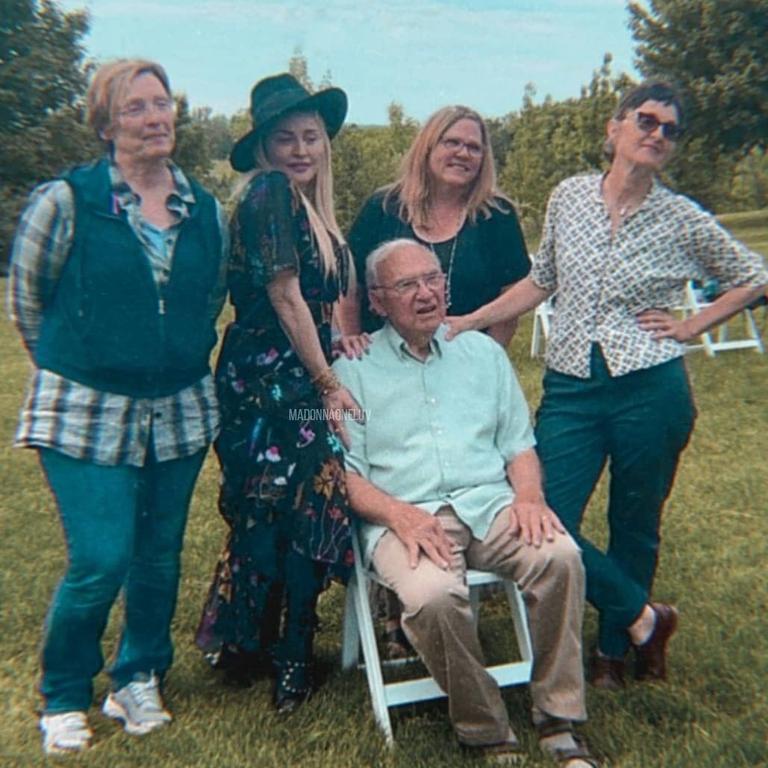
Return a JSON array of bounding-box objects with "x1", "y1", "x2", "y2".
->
[
  {"x1": 530, "y1": 296, "x2": 556, "y2": 358},
  {"x1": 530, "y1": 284, "x2": 765, "y2": 358},
  {"x1": 341, "y1": 529, "x2": 533, "y2": 744},
  {"x1": 678, "y1": 281, "x2": 764, "y2": 356}
]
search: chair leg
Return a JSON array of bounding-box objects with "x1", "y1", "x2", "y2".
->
[
  {"x1": 504, "y1": 581, "x2": 533, "y2": 664},
  {"x1": 352, "y1": 572, "x2": 395, "y2": 744},
  {"x1": 530, "y1": 314, "x2": 542, "y2": 358},
  {"x1": 745, "y1": 309, "x2": 765, "y2": 353},
  {"x1": 341, "y1": 578, "x2": 361, "y2": 671}
]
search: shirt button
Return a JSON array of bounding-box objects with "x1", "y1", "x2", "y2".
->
[{"x1": 155, "y1": 412, "x2": 163, "y2": 419}]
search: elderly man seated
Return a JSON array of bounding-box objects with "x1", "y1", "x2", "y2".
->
[{"x1": 333, "y1": 239, "x2": 597, "y2": 767}]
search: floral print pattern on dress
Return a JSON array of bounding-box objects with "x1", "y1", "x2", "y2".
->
[{"x1": 196, "y1": 170, "x2": 353, "y2": 658}]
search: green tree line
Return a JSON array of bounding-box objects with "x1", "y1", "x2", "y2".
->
[{"x1": 2, "y1": 0, "x2": 767, "y2": 271}]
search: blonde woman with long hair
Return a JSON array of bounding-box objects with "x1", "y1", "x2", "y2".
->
[
  {"x1": 195, "y1": 74, "x2": 358, "y2": 713},
  {"x1": 342, "y1": 105, "x2": 530, "y2": 346}
]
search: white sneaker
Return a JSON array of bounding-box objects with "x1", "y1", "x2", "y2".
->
[
  {"x1": 102, "y1": 673, "x2": 172, "y2": 735},
  {"x1": 40, "y1": 711, "x2": 92, "y2": 754}
]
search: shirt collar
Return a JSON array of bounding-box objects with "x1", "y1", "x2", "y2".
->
[
  {"x1": 381, "y1": 321, "x2": 444, "y2": 362},
  {"x1": 594, "y1": 171, "x2": 664, "y2": 214},
  {"x1": 107, "y1": 155, "x2": 195, "y2": 218}
]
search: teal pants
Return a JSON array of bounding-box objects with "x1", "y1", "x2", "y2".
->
[
  {"x1": 534, "y1": 346, "x2": 696, "y2": 658},
  {"x1": 38, "y1": 446, "x2": 206, "y2": 713}
]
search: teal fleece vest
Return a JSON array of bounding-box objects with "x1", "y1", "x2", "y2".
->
[{"x1": 35, "y1": 158, "x2": 222, "y2": 397}]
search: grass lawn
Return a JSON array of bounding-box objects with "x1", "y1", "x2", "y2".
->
[{"x1": 0, "y1": 215, "x2": 766, "y2": 767}]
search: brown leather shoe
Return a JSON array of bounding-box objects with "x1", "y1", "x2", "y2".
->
[
  {"x1": 633, "y1": 602, "x2": 678, "y2": 681},
  {"x1": 588, "y1": 652, "x2": 625, "y2": 690}
]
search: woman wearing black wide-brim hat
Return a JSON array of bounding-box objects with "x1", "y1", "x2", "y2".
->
[{"x1": 195, "y1": 73, "x2": 361, "y2": 713}]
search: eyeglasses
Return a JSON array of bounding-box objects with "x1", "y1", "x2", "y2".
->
[
  {"x1": 634, "y1": 111, "x2": 684, "y2": 141},
  {"x1": 371, "y1": 270, "x2": 446, "y2": 297},
  {"x1": 439, "y1": 137, "x2": 484, "y2": 157},
  {"x1": 119, "y1": 97, "x2": 175, "y2": 120}
]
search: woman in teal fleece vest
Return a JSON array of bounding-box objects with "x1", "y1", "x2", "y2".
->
[{"x1": 8, "y1": 59, "x2": 227, "y2": 755}]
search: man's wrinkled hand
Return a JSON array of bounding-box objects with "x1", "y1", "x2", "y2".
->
[
  {"x1": 509, "y1": 497, "x2": 565, "y2": 547},
  {"x1": 394, "y1": 506, "x2": 452, "y2": 569}
]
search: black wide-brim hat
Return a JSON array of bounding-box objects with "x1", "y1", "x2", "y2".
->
[{"x1": 230, "y1": 73, "x2": 348, "y2": 172}]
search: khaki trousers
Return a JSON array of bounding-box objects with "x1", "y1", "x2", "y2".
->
[{"x1": 372, "y1": 505, "x2": 586, "y2": 746}]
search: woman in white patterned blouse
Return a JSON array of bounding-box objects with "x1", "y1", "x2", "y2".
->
[{"x1": 446, "y1": 81, "x2": 767, "y2": 692}]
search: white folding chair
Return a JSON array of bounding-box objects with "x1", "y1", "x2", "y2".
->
[
  {"x1": 530, "y1": 296, "x2": 556, "y2": 358},
  {"x1": 341, "y1": 527, "x2": 534, "y2": 744},
  {"x1": 680, "y1": 281, "x2": 764, "y2": 356}
]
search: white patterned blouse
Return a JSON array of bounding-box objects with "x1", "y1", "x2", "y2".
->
[{"x1": 530, "y1": 173, "x2": 768, "y2": 378}]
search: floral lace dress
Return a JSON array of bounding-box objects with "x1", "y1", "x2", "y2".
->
[{"x1": 195, "y1": 171, "x2": 352, "y2": 662}]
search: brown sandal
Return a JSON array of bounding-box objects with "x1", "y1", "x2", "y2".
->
[{"x1": 535, "y1": 717, "x2": 600, "y2": 767}]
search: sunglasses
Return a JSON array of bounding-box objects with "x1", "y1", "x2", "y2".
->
[{"x1": 634, "y1": 111, "x2": 684, "y2": 142}]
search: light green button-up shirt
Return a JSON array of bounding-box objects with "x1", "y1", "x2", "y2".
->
[{"x1": 333, "y1": 323, "x2": 535, "y2": 564}]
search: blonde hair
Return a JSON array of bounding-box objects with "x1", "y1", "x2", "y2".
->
[
  {"x1": 87, "y1": 58, "x2": 171, "y2": 142},
  {"x1": 385, "y1": 105, "x2": 507, "y2": 230},
  {"x1": 234, "y1": 111, "x2": 346, "y2": 278}
]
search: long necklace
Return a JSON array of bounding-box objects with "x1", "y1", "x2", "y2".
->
[
  {"x1": 415, "y1": 208, "x2": 464, "y2": 308},
  {"x1": 426, "y1": 235, "x2": 458, "y2": 309}
]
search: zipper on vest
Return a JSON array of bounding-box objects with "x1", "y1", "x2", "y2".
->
[
  {"x1": 157, "y1": 283, "x2": 168, "y2": 353},
  {"x1": 157, "y1": 275, "x2": 169, "y2": 316}
]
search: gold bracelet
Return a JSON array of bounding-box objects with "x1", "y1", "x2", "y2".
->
[{"x1": 311, "y1": 367, "x2": 341, "y2": 396}]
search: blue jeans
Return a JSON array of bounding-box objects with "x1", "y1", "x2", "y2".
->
[{"x1": 38, "y1": 447, "x2": 206, "y2": 713}]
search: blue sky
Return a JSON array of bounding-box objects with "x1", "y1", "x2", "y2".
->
[{"x1": 60, "y1": 0, "x2": 640, "y2": 124}]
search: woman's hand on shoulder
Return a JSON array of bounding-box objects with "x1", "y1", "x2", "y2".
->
[
  {"x1": 443, "y1": 314, "x2": 477, "y2": 341},
  {"x1": 333, "y1": 333, "x2": 372, "y2": 359}
]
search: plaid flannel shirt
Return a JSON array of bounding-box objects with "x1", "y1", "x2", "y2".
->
[{"x1": 8, "y1": 158, "x2": 228, "y2": 466}]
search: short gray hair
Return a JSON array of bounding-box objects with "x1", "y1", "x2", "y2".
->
[{"x1": 365, "y1": 238, "x2": 438, "y2": 286}]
